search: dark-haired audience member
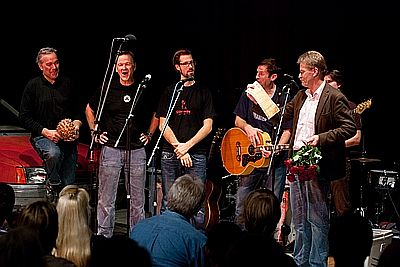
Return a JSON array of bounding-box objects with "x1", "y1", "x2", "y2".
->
[
  {"x1": 130, "y1": 174, "x2": 207, "y2": 267},
  {"x1": 377, "y1": 238, "x2": 400, "y2": 267},
  {"x1": 224, "y1": 188, "x2": 296, "y2": 267},
  {"x1": 0, "y1": 225, "x2": 45, "y2": 267},
  {"x1": 204, "y1": 221, "x2": 243, "y2": 267},
  {"x1": 91, "y1": 234, "x2": 152, "y2": 267},
  {"x1": 18, "y1": 200, "x2": 76, "y2": 267},
  {"x1": 329, "y1": 211, "x2": 373, "y2": 267},
  {"x1": 0, "y1": 183, "x2": 15, "y2": 235}
]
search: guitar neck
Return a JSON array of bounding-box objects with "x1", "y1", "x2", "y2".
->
[{"x1": 255, "y1": 144, "x2": 290, "y2": 151}]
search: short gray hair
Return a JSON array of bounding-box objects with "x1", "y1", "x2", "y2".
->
[
  {"x1": 167, "y1": 174, "x2": 205, "y2": 218},
  {"x1": 297, "y1": 50, "x2": 327, "y2": 79},
  {"x1": 36, "y1": 47, "x2": 57, "y2": 64}
]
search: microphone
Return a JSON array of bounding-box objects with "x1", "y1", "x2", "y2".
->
[
  {"x1": 282, "y1": 73, "x2": 299, "y2": 91},
  {"x1": 179, "y1": 76, "x2": 195, "y2": 84},
  {"x1": 140, "y1": 74, "x2": 152, "y2": 88},
  {"x1": 283, "y1": 73, "x2": 294, "y2": 80},
  {"x1": 113, "y1": 34, "x2": 137, "y2": 42}
]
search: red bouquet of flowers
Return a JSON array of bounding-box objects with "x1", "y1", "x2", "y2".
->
[{"x1": 284, "y1": 144, "x2": 322, "y2": 182}]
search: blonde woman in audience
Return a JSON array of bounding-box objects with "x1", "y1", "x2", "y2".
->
[{"x1": 54, "y1": 185, "x2": 92, "y2": 267}]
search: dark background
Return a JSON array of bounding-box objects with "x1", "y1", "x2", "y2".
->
[{"x1": 1, "y1": 1, "x2": 398, "y2": 170}]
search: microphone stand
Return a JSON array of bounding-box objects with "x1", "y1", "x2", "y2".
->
[
  {"x1": 266, "y1": 81, "x2": 293, "y2": 193},
  {"x1": 114, "y1": 80, "x2": 146, "y2": 234},
  {"x1": 147, "y1": 80, "x2": 184, "y2": 215},
  {"x1": 86, "y1": 39, "x2": 124, "y2": 232}
]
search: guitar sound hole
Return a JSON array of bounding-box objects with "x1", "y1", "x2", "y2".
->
[{"x1": 248, "y1": 145, "x2": 255, "y2": 155}]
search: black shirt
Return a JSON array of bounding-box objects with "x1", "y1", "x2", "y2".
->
[
  {"x1": 19, "y1": 75, "x2": 83, "y2": 138},
  {"x1": 88, "y1": 79, "x2": 155, "y2": 149}
]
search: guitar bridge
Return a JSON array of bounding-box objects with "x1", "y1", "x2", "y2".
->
[{"x1": 242, "y1": 153, "x2": 263, "y2": 167}]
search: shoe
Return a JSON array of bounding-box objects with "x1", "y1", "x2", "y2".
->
[{"x1": 45, "y1": 180, "x2": 61, "y2": 203}]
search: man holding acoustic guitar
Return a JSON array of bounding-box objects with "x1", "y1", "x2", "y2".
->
[{"x1": 231, "y1": 58, "x2": 293, "y2": 228}]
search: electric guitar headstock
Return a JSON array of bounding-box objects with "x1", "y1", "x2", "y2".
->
[{"x1": 354, "y1": 98, "x2": 372, "y2": 114}]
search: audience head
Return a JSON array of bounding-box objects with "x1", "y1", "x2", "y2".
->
[
  {"x1": 55, "y1": 185, "x2": 91, "y2": 267},
  {"x1": 377, "y1": 238, "x2": 400, "y2": 267},
  {"x1": 0, "y1": 183, "x2": 15, "y2": 230},
  {"x1": 18, "y1": 200, "x2": 58, "y2": 254},
  {"x1": 0, "y1": 225, "x2": 45, "y2": 267},
  {"x1": 329, "y1": 211, "x2": 373, "y2": 267},
  {"x1": 239, "y1": 188, "x2": 281, "y2": 235},
  {"x1": 205, "y1": 221, "x2": 243, "y2": 267},
  {"x1": 91, "y1": 234, "x2": 152, "y2": 267},
  {"x1": 167, "y1": 174, "x2": 205, "y2": 218}
]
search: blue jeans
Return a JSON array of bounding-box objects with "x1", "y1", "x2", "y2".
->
[
  {"x1": 265, "y1": 155, "x2": 287, "y2": 203},
  {"x1": 160, "y1": 151, "x2": 206, "y2": 212},
  {"x1": 290, "y1": 176, "x2": 330, "y2": 267},
  {"x1": 97, "y1": 146, "x2": 146, "y2": 238},
  {"x1": 31, "y1": 136, "x2": 77, "y2": 186}
]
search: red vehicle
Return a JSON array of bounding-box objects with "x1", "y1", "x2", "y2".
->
[{"x1": 0, "y1": 98, "x2": 94, "y2": 209}]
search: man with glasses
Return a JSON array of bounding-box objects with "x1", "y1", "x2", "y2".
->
[{"x1": 156, "y1": 49, "x2": 216, "y2": 229}]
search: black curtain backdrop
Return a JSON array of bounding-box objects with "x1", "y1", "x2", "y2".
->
[{"x1": 2, "y1": 0, "x2": 398, "y2": 170}]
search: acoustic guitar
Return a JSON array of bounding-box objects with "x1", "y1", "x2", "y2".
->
[
  {"x1": 220, "y1": 127, "x2": 290, "y2": 176},
  {"x1": 204, "y1": 127, "x2": 226, "y2": 232}
]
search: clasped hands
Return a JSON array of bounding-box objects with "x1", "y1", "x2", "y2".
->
[{"x1": 173, "y1": 142, "x2": 193, "y2": 167}]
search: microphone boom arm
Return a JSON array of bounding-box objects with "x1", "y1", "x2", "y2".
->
[{"x1": 147, "y1": 80, "x2": 184, "y2": 166}]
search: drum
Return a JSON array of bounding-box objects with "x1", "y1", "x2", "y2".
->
[
  {"x1": 368, "y1": 170, "x2": 399, "y2": 189},
  {"x1": 367, "y1": 170, "x2": 399, "y2": 224}
]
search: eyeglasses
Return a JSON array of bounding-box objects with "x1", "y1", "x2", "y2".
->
[{"x1": 179, "y1": 60, "x2": 195, "y2": 67}]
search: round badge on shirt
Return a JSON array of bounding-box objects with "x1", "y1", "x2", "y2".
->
[{"x1": 124, "y1": 95, "x2": 131, "y2": 103}]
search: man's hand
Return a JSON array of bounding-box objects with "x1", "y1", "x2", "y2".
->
[
  {"x1": 139, "y1": 132, "x2": 152, "y2": 145},
  {"x1": 179, "y1": 153, "x2": 193, "y2": 167},
  {"x1": 244, "y1": 125, "x2": 263, "y2": 147},
  {"x1": 174, "y1": 142, "x2": 191, "y2": 158},
  {"x1": 42, "y1": 128, "x2": 62, "y2": 143},
  {"x1": 306, "y1": 135, "x2": 319, "y2": 146},
  {"x1": 94, "y1": 132, "x2": 108, "y2": 144},
  {"x1": 260, "y1": 147, "x2": 272, "y2": 158}
]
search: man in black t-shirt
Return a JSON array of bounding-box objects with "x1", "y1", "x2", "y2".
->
[
  {"x1": 156, "y1": 49, "x2": 216, "y2": 220},
  {"x1": 86, "y1": 51, "x2": 158, "y2": 238}
]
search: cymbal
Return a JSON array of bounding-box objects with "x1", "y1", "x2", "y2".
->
[{"x1": 351, "y1": 157, "x2": 381, "y2": 163}]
